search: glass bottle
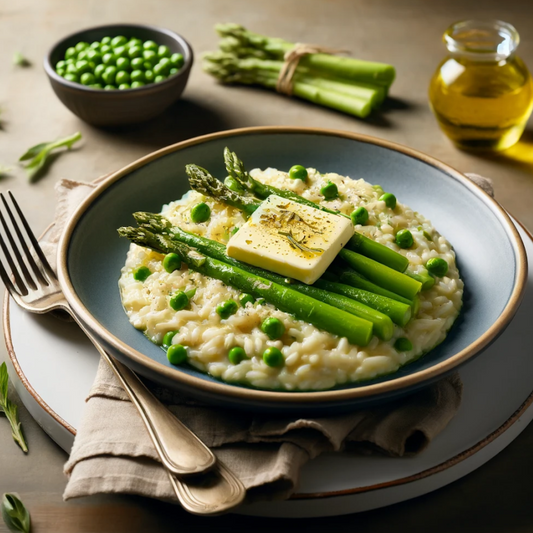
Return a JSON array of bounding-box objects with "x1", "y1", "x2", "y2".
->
[{"x1": 429, "y1": 20, "x2": 533, "y2": 151}]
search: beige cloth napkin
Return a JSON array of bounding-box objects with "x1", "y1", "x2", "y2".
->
[{"x1": 48, "y1": 173, "x2": 493, "y2": 505}]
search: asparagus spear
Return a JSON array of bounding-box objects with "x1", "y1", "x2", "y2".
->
[
  {"x1": 215, "y1": 24, "x2": 396, "y2": 87},
  {"x1": 225, "y1": 150, "x2": 409, "y2": 272},
  {"x1": 313, "y1": 278, "x2": 411, "y2": 327},
  {"x1": 325, "y1": 265, "x2": 420, "y2": 314},
  {"x1": 133, "y1": 212, "x2": 395, "y2": 340},
  {"x1": 339, "y1": 249, "x2": 422, "y2": 300},
  {"x1": 405, "y1": 268, "x2": 435, "y2": 291},
  {"x1": 118, "y1": 226, "x2": 373, "y2": 347}
]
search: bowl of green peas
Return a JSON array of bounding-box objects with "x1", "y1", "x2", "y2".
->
[{"x1": 44, "y1": 24, "x2": 193, "y2": 126}]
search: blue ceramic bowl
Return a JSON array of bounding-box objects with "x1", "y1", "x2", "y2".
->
[{"x1": 57, "y1": 127, "x2": 527, "y2": 413}]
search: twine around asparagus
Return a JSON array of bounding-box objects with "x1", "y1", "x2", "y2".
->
[{"x1": 276, "y1": 43, "x2": 348, "y2": 95}]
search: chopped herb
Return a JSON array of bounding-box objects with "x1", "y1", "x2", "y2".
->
[
  {"x1": 0, "y1": 363, "x2": 28, "y2": 453},
  {"x1": 19, "y1": 131, "x2": 82, "y2": 182},
  {"x1": 2, "y1": 493, "x2": 31, "y2": 533},
  {"x1": 278, "y1": 230, "x2": 323, "y2": 255}
]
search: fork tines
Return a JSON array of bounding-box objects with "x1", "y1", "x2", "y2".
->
[{"x1": 0, "y1": 191, "x2": 56, "y2": 297}]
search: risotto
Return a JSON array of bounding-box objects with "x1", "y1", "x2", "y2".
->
[{"x1": 119, "y1": 167, "x2": 463, "y2": 391}]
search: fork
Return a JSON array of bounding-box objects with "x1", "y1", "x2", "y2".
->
[{"x1": 0, "y1": 191, "x2": 245, "y2": 515}]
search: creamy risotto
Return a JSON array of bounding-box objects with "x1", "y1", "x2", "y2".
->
[{"x1": 119, "y1": 168, "x2": 463, "y2": 391}]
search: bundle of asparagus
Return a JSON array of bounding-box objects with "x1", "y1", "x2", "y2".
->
[{"x1": 203, "y1": 24, "x2": 396, "y2": 118}]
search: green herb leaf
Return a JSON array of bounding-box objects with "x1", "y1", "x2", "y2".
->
[
  {"x1": 19, "y1": 132, "x2": 82, "y2": 182},
  {"x1": 0, "y1": 363, "x2": 28, "y2": 453},
  {"x1": 13, "y1": 52, "x2": 31, "y2": 67},
  {"x1": 2, "y1": 493, "x2": 31, "y2": 533}
]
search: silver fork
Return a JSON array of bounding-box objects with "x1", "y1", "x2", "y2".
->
[{"x1": 0, "y1": 191, "x2": 245, "y2": 515}]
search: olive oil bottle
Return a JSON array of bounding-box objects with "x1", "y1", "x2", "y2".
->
[{"x1": 429, "y1": 20, "x2": 533, "y2": 151}]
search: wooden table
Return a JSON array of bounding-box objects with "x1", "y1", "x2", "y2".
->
[{"x1": 1, "y1": 0, "x2": 532, "y2": 531}]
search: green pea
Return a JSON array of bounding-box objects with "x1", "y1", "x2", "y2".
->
[
  {"x1": 239, "y1": 293, "x2": 255, "y2": 307},
  {"x1": 101, "y1": 36, "x2": 111, "y2": 45},
  {"x1": 217, "y1": 299, "x2": 238, "y2": 320},
  {"x1": 426, "y1": 257, "x2": 448, "y2": 277},
  {"x1": 133, "y1": 266, "x2": 151, "y2": 281},
  {"x1": 75, "y1": 41, "x2": 89, "y2": 53},
  {"x1": 170, "y1": 52, "x2": 184, "y2": 67},
  {"x1": 162, "y1": 252, "x2": 181, "y2": 273},
  {"x1": 224, "y1": 176, "x2": 244, "y2": 193},
  {"x1": 395, "y1": 229, "x2": 414, "y2": 249},
  {"x1": 131, "y1": 57, "x2": 144, "y2": 69},
  {"x1": 76, "y1": 61, "x2": 91, "y2": 74},
  {"x1": 154, "y1": 75, "x2": 166, "y2": 83},
  {"x1": 162, "y1": 330, "x2": 179, "y2": 348},
  {"x1": 158, "y1": 45, "x2": 171, "y2": 58},
  {"x1": 114, "y1": 45, "x2": 128, "y2": 58},
  {"x1": 111, "y1": 35, "x2": 127, "y2": 47},
  {"x1": 321, "y1": 181, "x2": 338, "y2": 200},
  {"x1": 380, "y1": 193, "x2": 397, "y2": 209},
  {"x1": 77, "y1": 50, "x2": 88, "y2": 61},
  {"x1": 143, "y1": 50, "x2": 158, "y2": 66},
  {"x1": 57, "y1": 68, "x2": 66, "y2": 77},
  {"x1": 127, "y1": 38, "x2": 143, "y2": 48},
  {"x1": 116, "y1": 57, "x2": 131, "y2": 71},
  {"x1": 143, "y1": 40, "x2": 158, "y2": 51},
  {"x1": 86, "y1": 49, "x2": 102, "y2": 64},
  {"x1": 169, "y1": 290, "x2": 190, "y2": 311},
  {"x1": 144, "y1": 69, "x2": 154, "y2": 83},
  {"x1": 90, "y1": 83, "x2": 103, "y2": 89},
  {"x1": 289, "y1": 165, "x2": 308, "y2": 181},
  {"x1": 118, "y1": 83, "x2": 131, "y2": 90},
  {"x1": 228, "y1": 346, "x2": 247, "y2": 365},
  {"x1": 56, "y1": 60, "x2": 66, "y2": 71},
  {"x1": 100, "y1": 44, "x2": 112, "y2": 55},
  {"x1": 131, "y1": 69, "x2": 144, "y2": 82},
  {"x1": 128, "y1": 45, "x2": 143, "y2": 59},
  {"x1": 102, "y1": 52, "x2": 115, "y2": 65},
  {"x1": 167, "y1": 344, "x2": 187, "y2": 365},
  {"x1": 102, "y1": 68, "x2": 116, "y2": 85},
  {"x1": 191, "y1": 202, "x2": 211, "y2": 223},
  {"x1": 130, "y1": 81, "x2": 144, "y2": 88},
  {"x1": 65, "y1": 58, "x2": 75, "y2": 65},
  {"x1": 350, "y1": 206, "x2": 369, "y2": 226},
  {"x1": 94, "y1": 63, "x2": 106, "y2": 80},
  {"x1": 394, "y1": 337, "x2": 413, "y2": 352},
  {"x1": 261, "y1": 317, "x2": 285, "y2": 340},
  {"x1": 263, "y1": 347, "x2": 284, "y2": 367},
  {"x1": 80, "y1": 72, "x2": 96, "y2": 85},
  {"x1": 104, "y1": 84, "x2": 116, "y2": 90},
  {"x1": 169, "y1": 67, "x2": 178, "y2": 75},
  {"x1": 66, "y1": 63, "x2": 78, "y2": 75},
  {"x1": 90, "y1": 41, "x2": 101, "y2": 49},
  {"x1": 87, "y1": 60, "x2": 96, "y2": 71},
  {"x1": 154, "y1": 59, "x2": 170, "y2": 76},
  {"x1": 64, "y1": 73, "x2": 78, "y2": 83},
  {"x1": 65, "y1": 47, "x2": 77, "y2": 59},
  {"x1": 116, "y1": 70, "x2": 130, "y2": 85}
]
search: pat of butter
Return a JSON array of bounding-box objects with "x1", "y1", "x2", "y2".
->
[{"x1": 226, "y1": 195, "x2": 353, "y2": 284}]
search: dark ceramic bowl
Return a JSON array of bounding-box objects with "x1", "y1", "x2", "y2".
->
[
  {"x1": 44, "y1": 24, "x2": 193, "y2": 126},
  {"x1": 57, "y1": 127, "x2": 527, "y2": 413}
]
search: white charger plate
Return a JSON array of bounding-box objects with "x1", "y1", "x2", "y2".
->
[{"x1": 3, "y1": 219, "x2": 533, "y2": 518}]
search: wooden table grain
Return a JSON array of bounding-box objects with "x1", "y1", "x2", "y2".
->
[{"x1": 1, "y1": 0, "x2": 533, "y2": 531}]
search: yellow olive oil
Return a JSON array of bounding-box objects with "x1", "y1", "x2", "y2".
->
[{"x1": 429, "y1": 20, "x2": 533, "y2": 151}]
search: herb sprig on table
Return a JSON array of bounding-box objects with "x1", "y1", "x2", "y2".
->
[
  {"x1": 203, "y1": 23, "x2": 395, "y2": 118},
  {"x1": 0, "y1": 363, "x2": 28, "y2": 453},
  {"x1": 2, "y1": 493, "x2": 31, "y2": 533},
  {"x1": 19, "y1": 131, "x2": 82, "y2": 181}
]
